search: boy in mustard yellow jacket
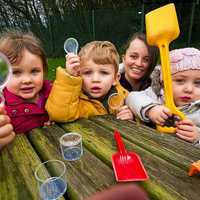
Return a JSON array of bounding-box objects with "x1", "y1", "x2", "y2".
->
[{"x1": 46, "y1": 41, "x2": 134, "y2": 122}]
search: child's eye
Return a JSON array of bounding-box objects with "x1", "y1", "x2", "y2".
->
[
  {"x1": 82, "y1": 70, "x2": 92, "y2": 75},
  {"x1": 194, "y1": 80, "x2": 200, "y2": 87},
  {"x1": 32, "y1": 68, "x2": 41, "y2": 74},
  {"x1": 101, "y1": 71, "x2": 109, "y2": 75},
  {"x1": 173, "y1": 79, "x2": 185, "y2": 84},
  {"x1": 12, "y1": 70, "x2": 21, "y2": 76}
]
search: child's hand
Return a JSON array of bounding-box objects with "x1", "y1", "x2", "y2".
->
[
  {"x1": 147, "y1": 105, "x2": 172, "y2": 125},
  {"x1": 116, "y1": 105, "x2": 135, "y2": 121},
  {"x1": 65, "y1": 53, "x2": 80, "y2": 76},
  {"x1": 43, "y1": 120, "x2": 55, "y2": 126},
  {"x1": 176, "y1": 119, "x2": 199, "y2": 143},
  {"x1": 0, "y1": 107, "x2": 15, "y2": 150}
]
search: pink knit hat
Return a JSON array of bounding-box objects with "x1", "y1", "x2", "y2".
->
[
  {"x1": 151, "y1": 48, "x2": 200, "y2": 96},
  {"x1": 169, "y1": 47, "x2": 200, "y2": 74}
]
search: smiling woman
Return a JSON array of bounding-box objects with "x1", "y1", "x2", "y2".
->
[{"x1": 119, "y1": 32, "x2": 158, "y2": 91}]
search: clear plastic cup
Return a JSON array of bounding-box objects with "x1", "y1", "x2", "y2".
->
[
  {"x1": 60, "y1": 132, "x2": 83, "y2": 161},
  {"x1": 34, "y1": 160, "x2": 67, "y2": 200}
]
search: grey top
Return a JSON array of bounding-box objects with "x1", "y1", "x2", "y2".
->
[{"x1": 126, "y1": 87, "x2": 200, "y2": 147}]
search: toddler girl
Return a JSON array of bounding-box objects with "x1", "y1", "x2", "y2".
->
[{"x1": 0, "y1": 30, "x2": 52, "y2": 134}]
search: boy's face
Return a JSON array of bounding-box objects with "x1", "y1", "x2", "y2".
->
[
  {"x1": 80, "y1": 59, "x2": 117, "y2": 99},
  {"x1": 6, "y1": 49, "x2": 44, "y2": 102},
  {"x1": 172, "y1": 70, "x2": 200, "y2": 106}
]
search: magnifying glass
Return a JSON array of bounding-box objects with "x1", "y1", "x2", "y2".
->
[
  {"x1": 108, "y1": 93, "x2": 124, "y2": 115},
  {"x1": 64, "y1": 38, "x2": 79, "y2": 55},
  {"x1": 0, "y1": 52, "x2": 12, "y2": 106}
]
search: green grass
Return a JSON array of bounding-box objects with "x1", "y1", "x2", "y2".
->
[{"x1": 47, "y1": 58, "x2": 65, "y2": 80}]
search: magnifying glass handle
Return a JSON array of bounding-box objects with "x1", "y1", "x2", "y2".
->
[{"x1": 0, "y1": 92, "x2": 5, "y2": 107}]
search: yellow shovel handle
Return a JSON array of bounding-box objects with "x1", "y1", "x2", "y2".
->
[{"x1": 156, "y1": 42, "x2": 186, "y2": 133}]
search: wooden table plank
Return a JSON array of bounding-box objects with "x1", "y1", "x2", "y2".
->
[
  {"x1": 2, "y1": 116, "x2": 199, "y2": 200},
  {"x1": 0, "y1": 135, "x2": 42, "y2": 200},
  {"x1": 95, "y1": 115, "x2": 200, "y2": 161},
  {"x1": 28, "y1": 125, "x2": 116, "y2": 200},
  {"x1": 61, "y1": 117, "x2": 200, "y2": 200},
  {"x1": 91, "y1": 115, "x2": 200, "y2": 170}
]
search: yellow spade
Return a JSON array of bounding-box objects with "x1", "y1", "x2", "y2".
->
[{"x1": 145, "y1": 3, "x2": 186, "y2": 133}]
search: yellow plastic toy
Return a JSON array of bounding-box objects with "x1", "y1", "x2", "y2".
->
[{"x1": 145, "y1": 3, "x2": 186, "y2": 133}]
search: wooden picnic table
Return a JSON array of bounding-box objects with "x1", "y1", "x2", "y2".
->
[{"x1": 0, "y1": 115, "x2": 200, "y2": 200}]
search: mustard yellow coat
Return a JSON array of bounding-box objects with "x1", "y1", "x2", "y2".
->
[{"x1": 45, "y1": 67, "x2": 129, "y2": 122}]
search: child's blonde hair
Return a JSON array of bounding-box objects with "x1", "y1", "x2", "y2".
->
[
  {"x1": 0, "y1": 30, "x2": 48, "y2": 73},
  {"x1": 79, "y1": 41, "x2": 119, "y2": 74}
]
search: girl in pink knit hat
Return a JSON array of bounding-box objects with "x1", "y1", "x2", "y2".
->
[{"x1": 126, "y1": 48, "x2": 200, "y2": 146}]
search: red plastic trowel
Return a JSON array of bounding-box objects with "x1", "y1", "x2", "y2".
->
[{"x1": 112, "y1": 129, "x2": 149, "y2": 182}]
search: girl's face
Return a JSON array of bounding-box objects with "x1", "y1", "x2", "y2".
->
[
  {"x1": 80, "y1": 59, "x2": 117, "y2": 99},
  {"x1": 6, "y1": 49, "x2": 44, "y2": 102},
  {"x1": 123, "y1": 38, "x2": 150, "y2": 82},
  {"x1": 172, "y1": 70, "x2": 200, "y2": 107}
]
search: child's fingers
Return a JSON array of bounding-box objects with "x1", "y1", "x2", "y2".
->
[
  {"x1": 66, "y1": 53, "x2": 78, "y2": 60},
  {"x1": 154, "y1": 116, "x2": 166, "y2": 125},
  {"x1": 117, "y1": 112, "x2": 133, "y2": 120},
  {"x1": 66, "y1": 54, "x2": 80, "y2": 68},
  {"x1": 0, "y1": 124, "x2": 14, "y2": 138},
  {"x1": 117, "y1": 106, "x2": 132, "y2": 117},
  {"x1": 0, "y1": 115, "x2": 11, "y2": 126},
  {"x1": 69, "y1": 64, "x2": 80, "y2": 75},
  {"x1": 66, "y1": 58, "x2": 80, "y2": 76},
  {"x1": 117, "y1": 107, "x2": 134, "y2": 120},
  {"x1": 160, "y1": 112, "x2": 170, "y2": 120},
  {"x1": 0, "y1": 106, "x2": 6, "y2": 115},
  {"x1": 176, "y1": 123, "x2": 198, "y2": 142},
  {"x1": 44, "y1": 120, "x2": 55, "y2": 126},
  {"x1": 176, "y1": 119, "x2": 193, "y2": 126},
  {"x1": 176, "y1": 130, "x2": 196, "y2": 142},
  {"x1": 176, "y1": 123, "x2": 193, "y2": 132},
  {"x1": 155, "y1": 108, "x2": 172, "y2": 125},
  {"x1": 67, "y1": 58, "x2": 80, "y2": 68},
  {"x1": 117, "y1": 105, "x2": 128, "y2": 112},
  {"x1": 162, "y1": 107, "x2": 172, "y2": 117},
  {"x1": 154, "y1": 112, "x2": 169, "y2": 125},
  {"x1": 0, "y1": 131, "x2": 15, "y2": 149}
]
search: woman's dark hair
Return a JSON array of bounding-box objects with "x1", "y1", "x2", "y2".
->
[{"x1": 122, "y1": 32, "x2": 159, "y2": 80}]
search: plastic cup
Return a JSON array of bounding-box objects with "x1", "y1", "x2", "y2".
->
[
  {"x1": 60, "y1": 132, "x2": 83, "y2": 161},
  {"x1": 34, "y1": 160, "x2": 67, "y2": 200}
]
